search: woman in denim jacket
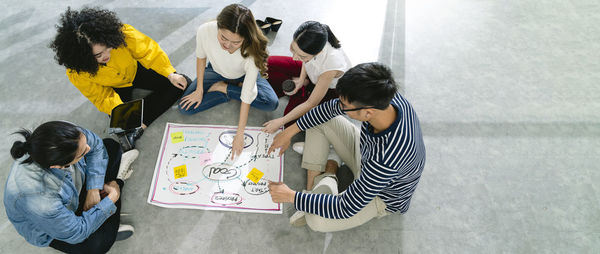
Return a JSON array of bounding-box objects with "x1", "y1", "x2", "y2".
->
[{"x1": 4, "y1": 121, "x2": 137, "y2": 253}]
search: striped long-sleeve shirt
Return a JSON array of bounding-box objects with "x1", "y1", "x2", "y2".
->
[{"x1": 294, "y1": 93, "x2": 426, "y2": 219}]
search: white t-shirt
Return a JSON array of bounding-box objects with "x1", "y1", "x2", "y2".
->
[
  {"x1": 196, "y1": 21, "x2": 258, "y2": 104},
  {"x1": 304, "y1": 42, "x2": 352, "y2": 88}
]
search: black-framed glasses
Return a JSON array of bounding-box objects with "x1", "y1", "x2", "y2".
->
[{"x1": 338, "y1": 100, "x2": 376, "y2": 112}]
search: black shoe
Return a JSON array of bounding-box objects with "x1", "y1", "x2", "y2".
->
[
  {"x1": 256, "y1": 19, "x2": 271, "y2": 35},
  {"x1": 118, "y1": 133, "x2": 134, "y2": 152},
  {"x1": 120, "y1": 128, "x2": 143, "y2": 152},
  {"x1": 265, "y1": 17, "x2": 282, "y2": 32},
  {"x1": 116, "y1": 224, "x2": 134, "y2": 241}
]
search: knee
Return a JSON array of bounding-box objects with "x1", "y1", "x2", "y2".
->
[
  {"x1": 265, "y1": 97, "x2": 279, "y2": 111},
  {"x1": 102, "y1": 139, "x2": 121, "y2": 152},
  {"x1": 305, "y1": 215, "x2": 331, "y2": 233}
]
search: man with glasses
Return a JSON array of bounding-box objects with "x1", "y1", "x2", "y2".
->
[{"x1": 268, "y1": 62, "x2": 426, "y2": 232}]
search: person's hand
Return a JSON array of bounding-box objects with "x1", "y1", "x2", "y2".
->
[
  {"x1": 284, "y1": 77, "x2": 307, "y2": 96},
  {"x1": 262, "y1": 118, "x2": 285, "y2": 134},
  {"x1": 103, "y1": 181, "x2": 121, "y2": 204},
  {"x1": 231, "y1": 134, "x2": 244, "y2": 160},
  {"x1": 83, "y1": 189, "x2": 101, "y2": 211},
  {"x1": 179, "y1": 90, "x2": 204, "y2": 110},
  {"x1": 167, "y1": 73, "x2": 188, "y2": 90},
  {"x1": 267, "y1": 130, "x2": 291, "y2": 156},
  {"x1": 268, "y1": 181, "x2": 296, "y2": 203}
]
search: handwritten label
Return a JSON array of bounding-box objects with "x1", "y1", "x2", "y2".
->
[
  {"x1": 174, "y1": 165, "x2": 187, "y2": 179},
  {"x1": 246, "y1": 168, "x2": 264, "y2": 184},
  {"x1": 171, "y1": 131, "x2": 184, "y2": 143}
]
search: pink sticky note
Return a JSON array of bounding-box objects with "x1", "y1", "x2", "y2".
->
[{"x1": 197, "y1": 153, "x2": 212, "y2": 164}]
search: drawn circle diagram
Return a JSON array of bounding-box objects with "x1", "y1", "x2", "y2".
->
[
  {"x1": 202, "y1": 162, "x2": 241, "y2": 181},
  {"x1": 218, "y1": 131, "x2": 254, "y2": 148},
  {"x1": 177, "y1": 145, "x2": 209, "y2": 159},
  {"x1": 211, "y1": 192, "x2": 243, "y2": 206},
  {"x1": 244, "y1": 178, "x2": 269, "y2": 195},
  {"x1": 169, "y1": 181, "x2": 200, "y2": 195}
]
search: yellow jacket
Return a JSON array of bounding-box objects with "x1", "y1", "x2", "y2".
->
[{"x1": 66, "y1": 24, "x2": 176, "y2": 114}]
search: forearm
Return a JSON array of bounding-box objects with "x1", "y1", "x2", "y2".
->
[
  {"x1": 298, "y1": 64, "x2": 308, "y2": 82},
  {"x1": 195, "y1": 58, "x2": 207, "y2": 93},
  {"x1": 280, "y1": 100, "x2": 314, "y2": 124},
  {"x1": 237, "y1": 103, "x2": 250, "y2": 135}
]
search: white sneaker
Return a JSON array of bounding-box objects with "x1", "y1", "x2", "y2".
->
[
  {"x1": 117, "y1": 149, "x2": 139, "y2": 180},
  {"x1": 292, "y1": 142, "x2": 305, "y2": 154},
  {"x1": 292, "y1": 142, "x2": 334, "y2": 155},
  {"x1": 289, "y1": 211, "x2": 307, "y2": 226},
  {"x1": 116, "y1": 224, "x2": 134, "y2": 241}
]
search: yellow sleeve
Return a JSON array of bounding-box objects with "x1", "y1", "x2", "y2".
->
[
  {"x1": 66, "y1": 70, "x2": 124, "y2": 115},
  {"x1": 122, "y1": 24, "x2": 176, "y2": 77}
]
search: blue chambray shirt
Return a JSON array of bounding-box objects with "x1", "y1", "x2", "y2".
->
[{"x1": 3, "y1": 128, "x2": 117, "y2": 247}]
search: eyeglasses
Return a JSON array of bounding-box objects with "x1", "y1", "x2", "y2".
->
[{"x1": 338, "y1": 100, "x2": 376, "y2": 112}]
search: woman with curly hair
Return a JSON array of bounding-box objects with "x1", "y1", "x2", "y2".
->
[
  {"x1": 50, "y1": 7, "x2": 189, "y2": 135},
  {"x1": 262, "y1": 21, "x2": 351, "y2": 133},
  {"x1": 179, "y1": 4, "x2": 278, "y2": 159}
]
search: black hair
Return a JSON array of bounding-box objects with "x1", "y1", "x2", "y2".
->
[
  {"x1": 293, "y1": 21, "x2": 341, "y2": 55},
  {"x1": 50, "y1": 7, "x2": 125, "y2": 75},
  {"x1": 10, "y1": 121, "x2": 82, "y2": 169},
  {"x1": 336, "y1": 63, "x2": 398, "y2": 110}
]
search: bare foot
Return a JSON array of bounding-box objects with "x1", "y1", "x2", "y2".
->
[
  {"x1": 324, "y1": 160, "x2": 339, "y2": 175},
  {"x1": 208, "y1": 81, "x2": 228, "y2": 94}
]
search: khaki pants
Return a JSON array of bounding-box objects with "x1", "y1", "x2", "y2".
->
[{"x1": 301, "y1": 116, "x2": 389, "y2": 232}]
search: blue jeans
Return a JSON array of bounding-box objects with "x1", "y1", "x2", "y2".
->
[{"x1": 178, "y1": 64, "x2": 278, "y2": 114}]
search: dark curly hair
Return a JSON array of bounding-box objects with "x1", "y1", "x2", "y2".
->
[{"x1": 50, "y1": 7, "x2": 126, "y2": 75}]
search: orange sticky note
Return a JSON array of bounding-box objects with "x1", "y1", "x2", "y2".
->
[
  {"x1": 174, "y1": 165, "x2": 187, "y2": 179},
  {"x1": 171, "y1": 131, "x2": 184, "y2": 143},
  {"x1": 247, "y1": 168, "x2": 264, "y2": 184}
]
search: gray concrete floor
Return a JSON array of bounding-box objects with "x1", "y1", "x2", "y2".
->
[{"x1": 1, "y1": 0, "x2": 599, "y2": 253}]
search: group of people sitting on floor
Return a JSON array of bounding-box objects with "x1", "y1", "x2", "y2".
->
[{"x1": 4, "y1": 4, "x2": 425, "y2": 253}]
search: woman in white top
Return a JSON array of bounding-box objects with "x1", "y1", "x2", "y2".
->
[
  {"x1": 179, "y1": 4, "x2": 278, "y2": 158},
  {"x1": 262, "y1": 21, "x2": 351, "y2": 133}
]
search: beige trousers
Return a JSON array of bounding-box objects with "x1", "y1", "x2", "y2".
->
[{"x1": 301, "y1": 116, "x2": 389, "y2": 232}]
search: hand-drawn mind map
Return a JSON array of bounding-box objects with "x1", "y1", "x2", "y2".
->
[{"x1": 147, "y1": 123, "x2": 283, "y2": 214}]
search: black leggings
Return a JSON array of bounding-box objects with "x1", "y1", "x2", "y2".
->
[
  {"x1": 114, "y1": 62, "x2": 184, "y2": 126},
  {"x1": 49, "y1": 139, "x2": 124, "y2": 254}
]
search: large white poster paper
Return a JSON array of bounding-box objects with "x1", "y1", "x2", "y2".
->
[{"x1": 147, "y1": 123, "x2": 283, "y2": 214}]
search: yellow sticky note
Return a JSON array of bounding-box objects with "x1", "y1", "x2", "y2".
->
[
  {"x1": 247, "y1": 168, "x2": 264, "y2": 184},
  {"x1": 171, "y1": 131, "x2": 184, "y2": 143},
  {"x1": 174, "y1": 165, "x2": 187, "y2": 179}
]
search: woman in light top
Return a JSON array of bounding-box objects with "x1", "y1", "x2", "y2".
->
[
  {"x1": 179, "y1": 4, "x2": 278, "y2": 159},
  {"x1": 262, "y1": 21, "x2": 351, "y2": 133}
]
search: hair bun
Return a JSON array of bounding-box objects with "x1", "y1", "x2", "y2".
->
[{"x1": 10, "y1": 141, "x2": 29, "y2": 159}]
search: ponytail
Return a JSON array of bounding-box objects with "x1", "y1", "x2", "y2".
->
[
  {"x1": 321, "y1": 24, "x2": 340, "y2": 49},
  {"x1": 293, "y1": 21, "x2": 341, "y2": 55},
  {"x1": 10, "y1": 129, "x2": 33, "y2": 163}
]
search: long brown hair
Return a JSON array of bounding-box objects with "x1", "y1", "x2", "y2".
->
[{"x1": 217, "y1": 4, "x2": 268, "y2": 77}]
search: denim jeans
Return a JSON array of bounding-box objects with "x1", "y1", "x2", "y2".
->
[{"x1": 178, "y1": 64, "x2": 278, "y2": 114}]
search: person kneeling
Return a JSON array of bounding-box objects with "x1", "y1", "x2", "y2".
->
[
  {"x1": 4, "y1": 121, "x2": 138, "y2": 253},
  {"x1": 268, "y1": 63, "x2": 426, "y2": 232}
]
